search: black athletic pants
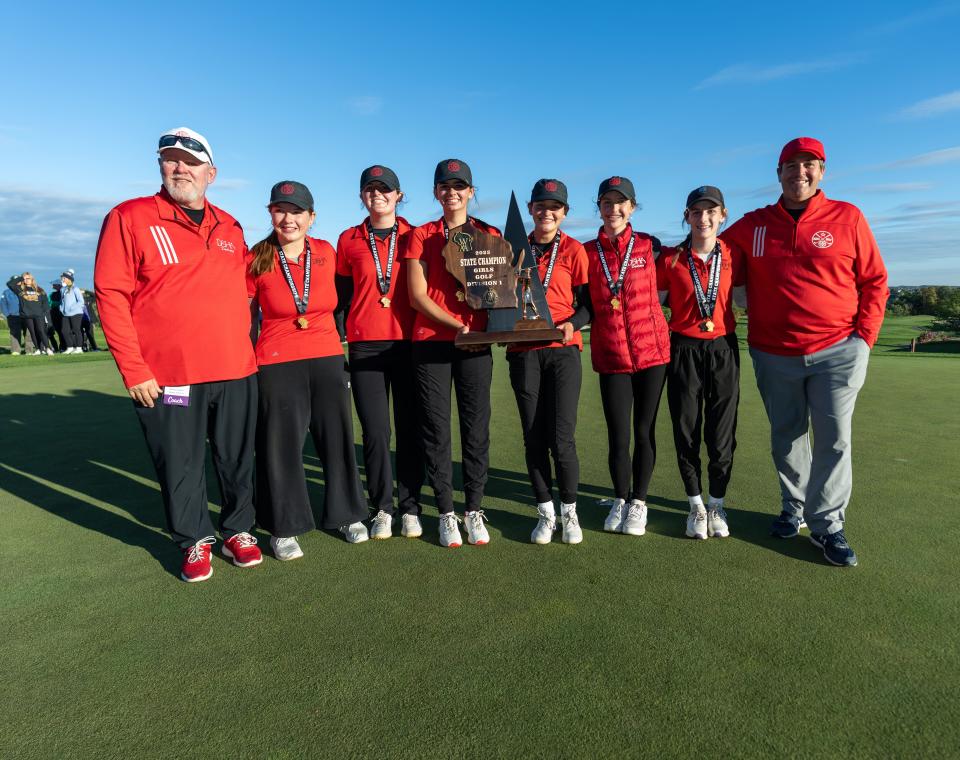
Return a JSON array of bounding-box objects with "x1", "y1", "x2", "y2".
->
[
  {"x1": 598, "y1": 363, "x2": 667, "y2": 501},
  {"x1": 255, "y1": 356, "x2": 367, "y2": 537},
  {"x1": 62, "y1": 314, "x2": 83, "y2": 349},
  {"x1": 134, "y1": 374, "x2": 257, "y2": 548},
  {"x1": 349, "y1": 340, "x2": 424, "y2": 515},
  {"x1": 22, "y1": 316, "x2": 49, "y2": 352},
  {"x1": 506, "y1": 345, "x2": 581, "y2": 504},
  {"x1": 667, "y1": 333, "x2": 740, "y2": 498},
  {"x1": 412, "y1": 341, "x2": 492, "y2": 514},
  {"x1": 82, "y1": 315, "x2": 99, "y2": 350}
]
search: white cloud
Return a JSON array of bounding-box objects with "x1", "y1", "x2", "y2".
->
[
  {"x1": 347, "y1": 96, "x2": 383, "y2": 116},
  {"x1": 694, "y1": 53, "x2": 866, "y2": 89},
  {"x1": 857, "y1": 182, "x2": 934, "y2": 193},
  {"x1": 885, "y1": 147, "x2": 960, "y2": 168},
  {"x1": 865, "y1": 3, "x2": 960, "y2": 36},
  {"x1": 896, "y1": 89, "x2": 960, "y2": 120}
]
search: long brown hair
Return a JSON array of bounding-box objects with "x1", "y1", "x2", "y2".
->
[{"x1": 249, "y1": 232, "x2": 279, "y2": 276}]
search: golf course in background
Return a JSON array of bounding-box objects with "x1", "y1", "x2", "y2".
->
[{"x1": 1, "y1": 315, "x2": 957, "y2": 759}]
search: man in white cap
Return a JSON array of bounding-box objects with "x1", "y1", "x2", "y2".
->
[{"x1": 94, "y1": 127, "x2": 261, "y2": 582}]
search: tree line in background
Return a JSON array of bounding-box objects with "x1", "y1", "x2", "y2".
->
[{"x1": 887, "y1": 286, "x2": 960, "y2": 332}]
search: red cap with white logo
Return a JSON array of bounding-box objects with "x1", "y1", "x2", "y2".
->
[{"x1": 779, "y1": 137, "x2": 825, "y2": 166}]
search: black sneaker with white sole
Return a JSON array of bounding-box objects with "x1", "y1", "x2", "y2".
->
[
  {"x1": 809, "y1": 530, "x2": 858, "y2": 567},
  {"x1": 769, "y1": 510, "x2": 804, "y2": 539}
]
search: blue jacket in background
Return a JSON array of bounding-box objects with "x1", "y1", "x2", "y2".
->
[
  {"x1": 60, "y1": 286, "x2": 85, "y2": 317},
  {"x1": 1, "y1": 287, "x2": 21, "y2": 318}
]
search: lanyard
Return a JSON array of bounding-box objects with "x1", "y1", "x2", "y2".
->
[
  {"x1": 687, "y1": 242, "x2": 722, "y2": 319},
  {"x1": 529, "y1": 232, "x2": 562, "y2": 290},
  {"x1": 442, "y1": 217, "x2": 476, "y2": 240},
  {"x1": 366, "y1": 221, "x2": 398, "y2": 295},
  {"x1": 594, "y1": 232, "x2": 636, "y2": 296},
  {"x1": 276, "y1": 239, "x2": 311, "y2": 315}
]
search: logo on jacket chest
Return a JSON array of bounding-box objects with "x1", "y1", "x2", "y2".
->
[
  {"x1": 811, "y1": 231, "x2": 834, "y2": 249},
  {"x1": 629, "y1": 256, "x2": 647, "y2": 269},
  {"x1": 216, "y1": 238, "x2": 236, "y2": 253}
]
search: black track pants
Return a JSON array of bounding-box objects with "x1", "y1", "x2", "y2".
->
[
  {"x1": 349, "y1": 340, "x2": 424, "y2": 515},
  {"x1": 667, "y1": 333, "x2": 740, "y2": 498},
  {"x1": 255, "y1": 356, "x2": 367, "y2": 537},
  {"x1": 412, "y1": 341, "x2": 492, "y2": 514},
  {"x1": 506, "y1": 345, "x2": 582, "y2": 504},
  {"x1": 598, "y1": 364, "x2": 667, "y2": 501},
  {"x1": 134, "y1": 374, "x2": 257, "y2": 548}
]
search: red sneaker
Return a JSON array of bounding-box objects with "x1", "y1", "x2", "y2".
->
[
  {"x1": 181, "y1": 537, "x2": 215, "y2": 582},
  {"x1": 222, "y1": 532, "x2": 263, "y2": 568}
]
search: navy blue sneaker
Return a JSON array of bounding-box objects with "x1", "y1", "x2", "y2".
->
[
  {"x1": 809, "y1": 531, "x2": 858, "y2": 567},
  {"x1": 769, "y1": 510, "x2": 804, "y2": 538}
]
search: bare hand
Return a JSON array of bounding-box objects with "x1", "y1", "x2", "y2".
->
[
  {"x1": 128, "y1": 378, "x2": 162, "y2": 408},
  {"x1": 557, "y1": 322, "x2": 574, "y2": 344}
]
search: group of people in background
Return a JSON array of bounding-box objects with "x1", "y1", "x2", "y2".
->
[
  {"x1": 93, "y1": 127, "x2": 887, "y2": 584},
  {"x1": 2, "y1": 270, "x2": 101, "y2": 355}
]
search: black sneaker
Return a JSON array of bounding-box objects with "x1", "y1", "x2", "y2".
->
[
  {"x1": 769, "y1": 510, "x2": 803, "y2": 539},
  {"x1": 809, "y1": 531, "x2": 858, "y2": 567}
]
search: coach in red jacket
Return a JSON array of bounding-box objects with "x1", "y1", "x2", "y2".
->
[
  {"x1": 722, "y1": 137, "x2": 888, "y2": 567},
  {"x1": 94, "y1": 127, "x2": 262, "y2": 582}
]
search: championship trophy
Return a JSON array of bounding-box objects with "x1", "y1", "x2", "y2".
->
[{"x1": 443, "y1": 193, "x2": 562, "y2": 347}]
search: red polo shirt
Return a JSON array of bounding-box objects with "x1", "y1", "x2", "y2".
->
[
  {"x1": 509, "y1": 231, "x2": 589, "y2": 353},
  {"x1": 94, "y1": 188, "x2": 256, "y2": 388},
  {"x1": 335, "y1": 217, "x2": 416, "y2": 341},
  {"x1": 403, "y1": 217, "x2": 502, "y2": 342},
  {"x1": 656, "y1": 241, "x2": 740, "y2": 339},
  {"x1": 246, "y1": 236, "x2": 343, "y2": 366}
]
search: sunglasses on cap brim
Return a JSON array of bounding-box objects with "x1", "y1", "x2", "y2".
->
[{"x1": 158, "y1": 135, "x2": 210, "y2": 158}]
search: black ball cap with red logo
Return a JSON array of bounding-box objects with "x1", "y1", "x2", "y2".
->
[
  {"x1": 685, "y1": 185, "x2": 725, "y2": 209},
  {"x1": 360, "y1": 165, "x2": 401, "y2": 192},
  {"x1": 434, "y1": 158, "x2": 473, "y2": 187},
  {"x1": 269, "y1": 180, "x2": 314, "y2": 211},
  {"x1": 530, "y1": 178, "x2": 569, "y2": 206},
  {"x1": 597, "y1": 176, "x2": 636, "y2": 203}
]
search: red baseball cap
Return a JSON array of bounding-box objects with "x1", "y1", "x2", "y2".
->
[{"x1": 779, "y1": 137, "x2": 825, "y2": 166}]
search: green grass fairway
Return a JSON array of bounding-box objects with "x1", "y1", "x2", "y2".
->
[{"x1": 2, "y1": 317, "x2": 958, "y2": 759}]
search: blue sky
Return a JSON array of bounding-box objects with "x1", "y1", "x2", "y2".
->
[{"x1": 2, "y1": 1, "x2": 959, "y2": 289}]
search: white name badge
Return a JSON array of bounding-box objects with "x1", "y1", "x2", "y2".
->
[{"x1": 162, "y1": 385, "x2": 191, "y2": 407}]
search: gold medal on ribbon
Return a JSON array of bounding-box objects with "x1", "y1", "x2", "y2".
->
[
  {"x1": 610, "y1": 297, "x2": 621, "y2": 310},
  {"x1": 700, "y1": 319, "x2": 715, "y2": 333},
  {"x1": 296, "y1": 316, "x2": 309, "y2": 330},
  {"x1": 379, "y1": 296, "x2": 391, "y2": 308},
  {"x1": 456, "y1": 290, "x2": 466, "y2": 302}
]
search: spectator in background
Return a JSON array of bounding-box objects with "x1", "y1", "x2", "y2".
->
[
  {"x1": 59, "y1": 270, "x2": 86, "y2": 354},
  {"x1": 2, "y1": 275, "x2": 35, "y2": 355},
  {"x1": 49, "y1": 280, "x2": 65, "y2": 351},
  {"x1": 17, "y1": 273, "x2": 54, "y2": 355},
  {"x1": 81, "y1": 296, "x2": 101, "y2": 351}
]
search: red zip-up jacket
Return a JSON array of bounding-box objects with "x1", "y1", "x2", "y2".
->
[
  {"x1": 722, "y1": 191, "x2": 888, "y2": 355},
  {"x1": 586, "y1": 226, "x2": 670, "y2": 374},
  {"x1": 94, "y1": 188, "x2": 257, "y2": 388}
]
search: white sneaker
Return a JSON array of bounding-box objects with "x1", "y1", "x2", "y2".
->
[
  {"x1": 708, "y1": 507, "x2": 730, "y2": 538},
  {"x1": 32, "y1": 350, "x2": 41, "y2": 355},
  {"x1": 370, "y1": 509, "x2": 393, "y2": 540},
  {"x1": 531, "y1": 505, "x2": 556, "y2": 545},
  {"x1": 45, "y1": 347, "x2": 55, "y2": 355},
  {"x1": 561, "y1": 505, "x2": 583, "y2": 545},
  {"x1": 339, "y1": 521, "x2": 369, "y2": 544},
  {"x1": 621, "y1": 500, "x2": 647, "y2": 536},
  {"x1": 603, "y1": 498, "x2": 626, "y2": 532},
  {"x1": 464, "y1": 510, "x2": 490, "y2": 545},
  {"x1": 686, "y1": 508, "x2": 708, "y2": 540},
  {"x1": 400, "y1": 513, "x2": 423, "y2": 538},
  {"x1": 438, "y1": 513, "x2": 462, "y2": 548},
  {"x1": 270, "y1": 535, "x2": 304, "y2": 560}
]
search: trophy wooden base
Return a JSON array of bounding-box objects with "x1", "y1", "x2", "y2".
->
[{"x1": 454, "y1": 319, "x2": 563, "y2": 347}]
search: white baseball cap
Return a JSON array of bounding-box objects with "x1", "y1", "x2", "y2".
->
[{"x1": 158, "y1": 126, "x2": 213, "y2": 164}]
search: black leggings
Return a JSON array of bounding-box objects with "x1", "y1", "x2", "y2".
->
[
  {"x1": 507, "y1": 345, "x2": 581, "y2": 504},
  {"x1": 22, "y1": 316, "x2": 49, "y2": 351},
  {"x1": 349, "y1": 340, "x2": 424, "y2": 515},
  {"x1": 63, "y1": 314, "x2": 83, "y2": 349},
  {"x1": 598, "y1": 364, "x2": 667, "y2": 501}
]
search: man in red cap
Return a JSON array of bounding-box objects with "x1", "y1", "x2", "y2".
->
[
  {"x1": 722, "y1": 137, "x2": 888, "y2": 567},
  {"x1": 94, "y1": 127, "x2": 262, "y2": 582}
]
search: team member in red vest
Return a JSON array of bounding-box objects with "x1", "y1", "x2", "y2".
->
[
  {"x1": 336, "y1": 165, "x2": 424, "y2": 540},
  {"x1": 585, "y1": 176, "x2": 670, "y2": 537},
  {"x1": 657, "y1": 186, "x2": 742, "y2": 540},
  {"x1": 508, "y1": 179, "x2": 590, "y2": 545},
  {"x1": 248, "y1": 181, "x2": 369, "y2": 560},
  {"x1": 95, "y1": 127, "x2": 261, "y2": 582},
  {"x1": 404, "y1": 158, "x2": 501, "y2": 548},
  {"x1": 722, "y1": 137, "x2": 888, "y2": 567}
]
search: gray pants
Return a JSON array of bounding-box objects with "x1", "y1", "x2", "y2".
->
[
  {"x1": 7, "y1": 315, "x2": 35, "y2": 354},
  {"x1": 750, "y1": 335, "x2": 870, "y2": 534}
]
